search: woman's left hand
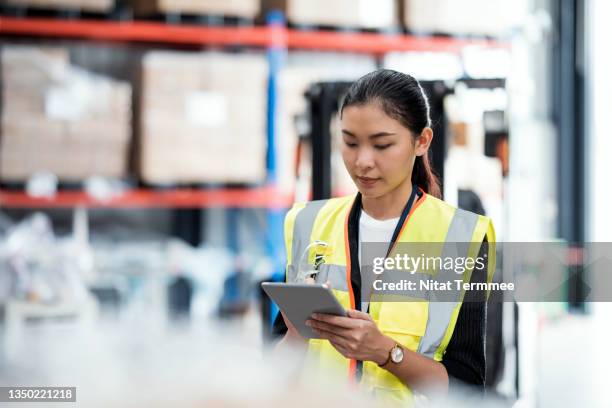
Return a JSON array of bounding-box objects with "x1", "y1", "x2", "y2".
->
[{"x1": 306, "y1": 309, "x2": 395, "y2": 365}]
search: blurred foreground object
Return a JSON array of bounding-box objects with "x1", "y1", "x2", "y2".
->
[{"x1": 0, "y1": 322, "x2": 382, "y2": 407}]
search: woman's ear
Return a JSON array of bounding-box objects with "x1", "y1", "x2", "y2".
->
[{"x1": 415, "y1": 127, "x2": 433, "y2": 156}]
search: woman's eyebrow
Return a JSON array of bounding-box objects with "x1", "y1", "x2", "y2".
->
[
  {"x1": 341, "y1": 130, "x2": 395, "y2": 138},
  {"x1": 369, "y1": 132, "x2": 395, "y2": 139}
]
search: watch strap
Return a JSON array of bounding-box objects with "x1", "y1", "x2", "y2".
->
[{"x1": 377, "y1": 343, "x2": 397, "y2": 367}]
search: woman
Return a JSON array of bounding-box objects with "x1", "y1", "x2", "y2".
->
[{"x1": 273, "y1": 69, "x2": 495, "y2": 406}]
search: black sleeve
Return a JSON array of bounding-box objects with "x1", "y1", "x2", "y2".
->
[{"x1": 440, "y1": 240, "x2": 488, "y2": 392}]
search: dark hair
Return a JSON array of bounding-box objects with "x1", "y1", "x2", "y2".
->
[{"x1": 340, "y1": 69, "x2": 441, "y2": 198}]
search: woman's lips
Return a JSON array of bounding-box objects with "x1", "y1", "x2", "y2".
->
[{"x1": 357, "y1": 176, "x2": 380, "y2": 187}]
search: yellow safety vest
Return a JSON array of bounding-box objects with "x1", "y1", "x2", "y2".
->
[{"x1": 283, "y1": 191, "x2": 496, "y2": 406}]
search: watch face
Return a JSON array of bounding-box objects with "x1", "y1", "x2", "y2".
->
[{"x1": 391, "y1": 345, "x2": 404, "y2": 363}]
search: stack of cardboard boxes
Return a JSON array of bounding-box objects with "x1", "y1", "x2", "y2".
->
[
  {"x1": 5, "y1": 0, "x2": 522, "y2": 36},
  {"x1": 130, "y1": 0, "x2": 395, "y2": 28},
  {"x1": 402, "y1": 0, "x2": 525, "y2": 36},
  {"x1": 129, "y1": 0, "x2": 260, "y2": 18},
  {"x1": 139, "y1": 51, "x2": 268, "y2": 185},
  {"x1": 262, "y1": 0, "x2": 397, "y2": 29},
  {"x1": 0, "y1": 46, "x2": 132, "y2": 182},
  {"x1": 5, "y1": 0, "x2": 114, "y2": 12}
]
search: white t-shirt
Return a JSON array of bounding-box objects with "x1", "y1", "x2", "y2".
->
[{"x1": 358, "y1": 210, "x2": 399, "y2": 312}]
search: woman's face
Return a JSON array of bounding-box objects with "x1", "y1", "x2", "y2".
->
[{"x1": 340, "y1": 102, "x2": 428, "y2": 199}]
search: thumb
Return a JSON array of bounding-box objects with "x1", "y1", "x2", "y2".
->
[
  {"x1": 347, "y1": 309, "x2": 373, "y2": 321},
  {"x1": 323, "y1": 280, "x2": 333, "y2": 289}
]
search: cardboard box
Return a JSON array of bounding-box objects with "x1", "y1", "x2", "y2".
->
[
  {"x1": 402, "y1": 0, "x2": 525, "y2": 36},
  {"x1": 262, "y1": 0, "x2": 397, "y2": 29},
  {"x1": 128, "y1": 0, "x2": 259, "y2": 18},
  {"x1": 0, "y1": 117, "x2": 130, "y2": 181},
  {"x1": 1, "y1": 46, "x2": 132, "y2": 182},
  {"x1": 1, "y1": 47, "x2": 70, "y2": 89},
  {"x1": 5, "y1": 0, "x2": 114, "y2": 12},
  {"x1": 139, "y1": 51, "x2": 267, "y2": 184},
  {"x1": 2, "y1": 47, "x2": 131, "y2": 120}
]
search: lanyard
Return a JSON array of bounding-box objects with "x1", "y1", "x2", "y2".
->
[
  {"x1": 351, "y1": 183, "x2": 420, "y2": 382},
  {"x1": 385, "y1": 184, "x2": 420, "y2": 257}
]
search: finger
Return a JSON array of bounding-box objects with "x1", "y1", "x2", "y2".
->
[
  {"x1": 328, "y1": 340, "x2": 353, "y2": 359},
  {"x1": 280, "y1": 310, "x2": 291, "y2": 325},
  {"x1": 327, "y1": 336, "x2": 360, "y2": 359},
  {"x1": 346, "y1": 309, "x2": 374, "y2": 321},
  {"x1": 280, "y1": 310, "x2": 294, "y2": 325},
  {"x1": 322, "y1": 336, "x2": 349, "y2": 358},
  {"x1": 305, "y1": 277, "x2": 315, "y2": 284},
  {"x1": 280, "y1": 311, "x2": 299, "y2": 332},
  {"x1": 310, "y1": 313, "x2": 361, "y2": 329},
  {"x1": 323, "y1": 280, "x2": 333, "y2": 289},
  {"x1": 307, "y1": 319, "x2": 354, "y2": 339},
  {"x1": 313, "y1": 327, "x2": 353, "y2": 350}
]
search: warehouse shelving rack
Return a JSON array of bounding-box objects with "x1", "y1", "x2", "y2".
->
[
  {"x1": 0, "y1": 14, "x2": 508, "y2": 210},
  {"x1": 0, "y1": 16, "x2": 505, "y2": 54},
  {"x1": 0, "y1": 187, "x2": 293, "y2": 209}
]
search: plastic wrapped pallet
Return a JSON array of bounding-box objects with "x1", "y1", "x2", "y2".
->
[
  {"x1": 5, "y1": 0, "x2": 114, "y2": 12},
  {"x1": 402, "y1": 0, "x2": 528, "y2": 36},
  {"x1": 0, "y1": 46, "x2": 132, "y2": 182},
  {"x1": 128, "y1": 0, "x2": 259, "y2": 18},
  {"x1": 139, "y1": 51, "x2": 267, "y2": 185},
  {"x1": 261, "y1": 0, "x2": 397, "y2": 29}
]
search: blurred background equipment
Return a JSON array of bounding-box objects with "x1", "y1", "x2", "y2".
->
[{"x1": 1, "y1": 0, "x2": 610, "y2": 406}]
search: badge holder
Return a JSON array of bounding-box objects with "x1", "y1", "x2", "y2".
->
[{"x1": 295, "y1": 240, "x2": 332, "y2": 283}]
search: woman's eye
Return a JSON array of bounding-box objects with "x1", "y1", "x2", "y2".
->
[
  {"x1": 375, "y1": 144, "x2": 392, "y2": 150},
  {"x1": 344, "y1": 142, "x2": 358, "y2": 148}
]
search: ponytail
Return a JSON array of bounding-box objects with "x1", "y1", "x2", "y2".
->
[{"x1": 412, "y1": 153, "x2": 441, "y2": 198}]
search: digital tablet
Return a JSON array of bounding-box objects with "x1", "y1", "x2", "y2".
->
[{"x1": 261, "y1": 282, "x2": 348, "y2": 339}]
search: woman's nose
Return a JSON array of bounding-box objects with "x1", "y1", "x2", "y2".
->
[{"x1": 355, "y1": 148, "x2": 375, "y2": 171}]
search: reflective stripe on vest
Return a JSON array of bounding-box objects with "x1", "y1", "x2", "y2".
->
[
  {"x1": 287, "y1": 199, "x2": 328, "y2": 283},
  {"x1": 416, "y1": 208, "x2": 480, "y2": 358}
]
